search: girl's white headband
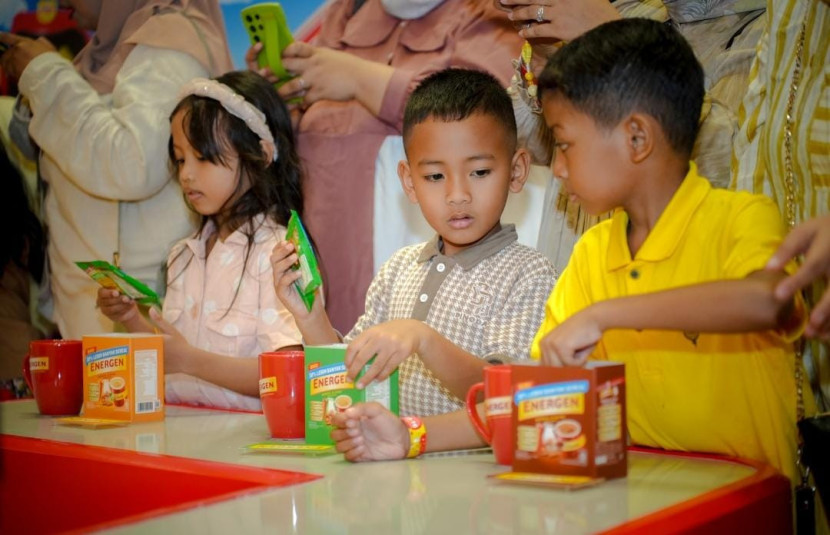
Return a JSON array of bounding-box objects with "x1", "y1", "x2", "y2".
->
[{"x1": 177, "y1": 78, "x2": 278, "y2": 162}]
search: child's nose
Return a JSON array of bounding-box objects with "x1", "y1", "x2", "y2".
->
[
  {"x1": 446, "y1": 176, "x2": 471, "y2": 204},
  {"x1": 551, "y1": 152, "x2": 567, "y2": 181}
]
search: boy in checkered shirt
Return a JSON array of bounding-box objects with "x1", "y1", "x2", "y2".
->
[{"x1": 271, "y1": 68, "x2": 556, "y2": 417}]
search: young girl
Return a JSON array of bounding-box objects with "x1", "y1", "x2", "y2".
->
[{"x1": 97, "y1": 71, "x2": 304, "y2": 411}]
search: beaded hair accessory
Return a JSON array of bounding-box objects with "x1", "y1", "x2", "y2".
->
[{"x1": 177, "y1": 78, "x2": 278, "y2": 162}]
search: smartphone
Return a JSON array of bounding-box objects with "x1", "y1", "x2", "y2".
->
[{"x1": 241, "y1": 3, "x2": 294, "y2": 81}]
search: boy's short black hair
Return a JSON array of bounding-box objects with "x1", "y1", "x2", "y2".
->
[
  {"x1": 538, "y1": 18, "x2": 704, "y2": 157},
  {"x1": 402, "y1": 68, "x2": 517, "y2": 152}
]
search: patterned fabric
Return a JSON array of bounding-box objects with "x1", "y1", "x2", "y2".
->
[
  {"x1": 346, "y1": 225, "x2": 556, "y2": 417},
  {"x1": 732, "y1": 0, "x2": 829, "y2": 407},
  {"x1": 162, "y1": 214, "x2": 302, "y2": 410}
]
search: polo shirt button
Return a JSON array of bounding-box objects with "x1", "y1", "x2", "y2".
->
[
  {"x1": 630, "y1": 269, "x2": 640, "y2": 280},
  {"x1": 419, "y1": 293, "x2": 428, "y2": 303},
  {"x1": 436, "y1": 263, "x2": 445, "y2": 273}
]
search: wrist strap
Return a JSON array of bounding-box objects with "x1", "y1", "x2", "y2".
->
[{"x1": 401, "y1": 416, "x2": 427, "y2": 458}]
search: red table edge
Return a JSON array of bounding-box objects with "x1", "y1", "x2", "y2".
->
[
  {"x1": 0, "y1": 434, "x2": 322, "y2": 534},
  {"x1": 598, "y1": 446, "x2": 792, "y2": 535}
]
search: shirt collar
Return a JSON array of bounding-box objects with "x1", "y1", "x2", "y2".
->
[
  {"x1": 338, "y1": 0, "x2": 450, "y2": 51},
  {"x1": 185, "y1": 213, "x2": 274, "y2": 255},
  {"x1": 606, "y1": 162, "x2": 710, "y2": 271},
  {"x1": 417, "y1": 223, "x2": 518, "y2": 269}
]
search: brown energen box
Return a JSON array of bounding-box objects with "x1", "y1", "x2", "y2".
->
[
  {"x1": 510, "y1": 362, "x2": 626, "y2": 480},
  {"x1": 82, "y1": 334, "x2": 164, "y2": 422}
]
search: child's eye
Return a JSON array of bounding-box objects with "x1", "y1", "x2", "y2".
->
[
  {"x1": 173, "y1": 158, "x2": 184, "y2": 167},
  {"x1": 554, "y1": 142, "x2": 570, "y2": 152},
  {"x1": 424, "y1": 173, "x2": 444, "y2": 182},
  {"x1": 471, "y1": 169, "x2": 491, "y2": 178}
]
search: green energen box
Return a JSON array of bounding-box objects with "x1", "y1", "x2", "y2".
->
[{"x1": 305, "y1": 344, "x2": 399, "y2": 445}]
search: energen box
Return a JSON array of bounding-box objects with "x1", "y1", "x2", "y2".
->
[
  {"x1": 305, "y1": 344, "x2": 399, "y2": 445},
  {"x1": 511, "y1": 362, "x2": 626, "y2": 480},
  {"x1": 82, "y1": 333, "x2": 164, "y2": 422}
]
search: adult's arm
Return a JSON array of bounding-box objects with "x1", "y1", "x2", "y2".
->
[{"x1": 18, "y1": 45, "x2": 206, "y2": 201}]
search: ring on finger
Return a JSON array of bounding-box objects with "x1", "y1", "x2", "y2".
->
[
  {"x1": 297, "y1": 77, "x2": 307, "y2": 91},
  {"x1": 536, "y1": 5, "x2": 545, "y2": 23}
]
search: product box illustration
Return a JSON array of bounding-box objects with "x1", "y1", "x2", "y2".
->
[
  {"x1": 511, "y1": 362, "x2": 626, "y2": 480},
  {"x1": 305, "y1": 344, "x2": 398, "y2": 445},
  {"x1": 82, "y1": 333, "x2": 165, "y2": 422}
]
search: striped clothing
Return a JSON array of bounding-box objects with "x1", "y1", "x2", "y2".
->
[
  {"x1": 732, "y1": 0, "x2": 829, "y2": 220},
  {"x1": 731, "y1": 0, "x2": 829, "y2": 409},
  {"x1": 345, "y1": 225, "x2": 556, "y2": 416}
]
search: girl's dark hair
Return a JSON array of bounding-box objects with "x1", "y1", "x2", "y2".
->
[{"x1": 167, "y1": 70, "x2": 304, "y2": 309}]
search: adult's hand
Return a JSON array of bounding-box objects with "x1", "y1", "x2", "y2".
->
[
  {"x1": 0, "y1": 33, "x2": 57, "y2": 80},
  {"x1": 279, "y1": 41, "x2": 394, "y2": 116},
  {"x1": 499, "y1": 0, "x2": 621, "y2": 42},
  {"x1": 767, "y1": 215, "x2": 830, "y2": 341}
]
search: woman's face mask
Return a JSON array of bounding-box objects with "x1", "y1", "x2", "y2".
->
[{"x1": 380, "y1": 0, "x2": 446, "y2": 19}]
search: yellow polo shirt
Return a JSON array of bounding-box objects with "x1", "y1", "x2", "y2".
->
[{"x1": 531, "y1": 164, "x2": 813, "y2": 482}]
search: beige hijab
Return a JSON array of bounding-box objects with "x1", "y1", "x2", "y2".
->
[{"x1": 72, "y1": 0, "x2": 233, "y2": 94}]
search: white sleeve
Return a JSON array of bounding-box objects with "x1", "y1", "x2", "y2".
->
[{"x1": 19, "y1": 45, "x2": 208, "y2": 201}]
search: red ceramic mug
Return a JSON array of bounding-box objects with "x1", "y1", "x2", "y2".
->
[
  {"x1": 466, "y1": 364, "x2": 513, "y2": 465},
  {"x1": 22, "y1": 339, "x2": 83, "y2": 416},
  {"x1": 259, "y1": 350, "x2": 305, "y2": 439}
]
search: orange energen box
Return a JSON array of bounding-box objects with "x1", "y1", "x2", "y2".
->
[
  {"x1": 511, "y1": 362, "x2": 627, "y2": 480},
  {"x1": 82, "y1": 334, "x2": 164, "y2": 422}
]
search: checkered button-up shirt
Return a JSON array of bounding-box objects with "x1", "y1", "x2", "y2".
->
[{"x1": 346, "y1": 225, "x2": 556, "y2": 416}]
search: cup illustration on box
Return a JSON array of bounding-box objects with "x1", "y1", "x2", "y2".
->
[{"x1": 110, "y1": 376, "x2": 128, "y2": 407}]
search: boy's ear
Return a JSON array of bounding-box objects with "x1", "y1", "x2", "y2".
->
[
  {"x1": 509, "y1": 148, "x2": 531, "y2": 193},
  {"x1": 624, "y1": 114, "x2": 654, "y2": 164},
  {"x1": 398, "y1": 160, "x2": 419, "y2": 204}
]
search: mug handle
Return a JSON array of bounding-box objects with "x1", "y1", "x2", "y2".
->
[
  {"x1": 465, "y1": 382, "x2": 492, "y2": 444},
  {"x1": 22, "y1": 353, "x2": 33, "y2": 392}
]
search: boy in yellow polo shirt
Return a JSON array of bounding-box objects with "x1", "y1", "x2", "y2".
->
[{"x1": 531, "y1": 18, "x2": 815, "y2": 484}]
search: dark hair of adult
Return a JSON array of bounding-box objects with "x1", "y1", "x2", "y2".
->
[
  {"x1": 402, "y1": 68, "x2": 517, "y2": 153},
  {"x1": 538, "y1": 18, "x2": 704, "y2": 157}
]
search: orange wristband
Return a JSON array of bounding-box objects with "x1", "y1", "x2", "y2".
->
[{"x1": 401, "y1": 416, "x2": 427, "y2": 458}]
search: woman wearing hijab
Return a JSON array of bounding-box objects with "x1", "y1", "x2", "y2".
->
[{"x1": 0, "y1": 0, "x2": 232, "y2": 338}]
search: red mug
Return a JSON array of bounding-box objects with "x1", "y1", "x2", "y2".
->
[
  {"x1": 259, "y1": 350, "x2": 305, "y2": 439},
  {"x1": 466, "y1": 364, "x2": 513, "y2": 465},
  {"x1": 22, "y1": 339, "x2": 83, "y2": 416}
]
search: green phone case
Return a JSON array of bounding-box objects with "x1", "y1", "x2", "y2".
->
[{"x1": 241, "y1": 3, "x2": 294, "y2": 81}]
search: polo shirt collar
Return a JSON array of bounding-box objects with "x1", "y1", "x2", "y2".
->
[
  {"x1": 417, "y1": 223, "x2": 518, "y2": 269},
  {"x1": 339, "y1": 0, "x2": 450, "y2": 51},
  {"x1": 606, "y1": 163, "x2": 710, "y2": 271}
]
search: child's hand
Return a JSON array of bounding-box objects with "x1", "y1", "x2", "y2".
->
[
  {"x1": 270, "y1": 240, "x2": 318, "y2": 320},
  {"x1": 538, "y1": 309, "x2": 602, "y2": 367},
  {"x1": 97, "y1": 288, "x2": 139, "y2": 323},
  {"x1": 330, "y1": 402, "x2": 409, "y2": 462},
  {"x1": 149, "y1": 308, "x2": 192, "y2": 374},
  {"x1": 345, "y1": 319, "x2": 425, "y2": 388}
]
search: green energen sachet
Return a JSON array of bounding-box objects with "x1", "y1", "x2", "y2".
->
[
  {"x1": 286, "y1": 210, "x2": 322, "y2": 311},
  {"x1": 76, "y1": 260, "x2": 161, "y2": 307}
]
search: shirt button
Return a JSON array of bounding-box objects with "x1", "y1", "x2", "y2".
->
[
  {"x1": 419, "y1": 293, "x2": 428, "y2": 303},
  {"x1": 436, "y1": 263, "x2": 446, "y2": 273},
  {"x1": 630, "y1": 269, "x2": 640, "y2": 280}
]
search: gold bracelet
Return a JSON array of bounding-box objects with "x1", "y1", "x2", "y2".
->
[{"x1": 401, "y1": 416, "x2": 426, "y2": 458}]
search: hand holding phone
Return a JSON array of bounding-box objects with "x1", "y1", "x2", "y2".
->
[{"x1": 241, "y1": 3, "x2": 294, "y2": 82}]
